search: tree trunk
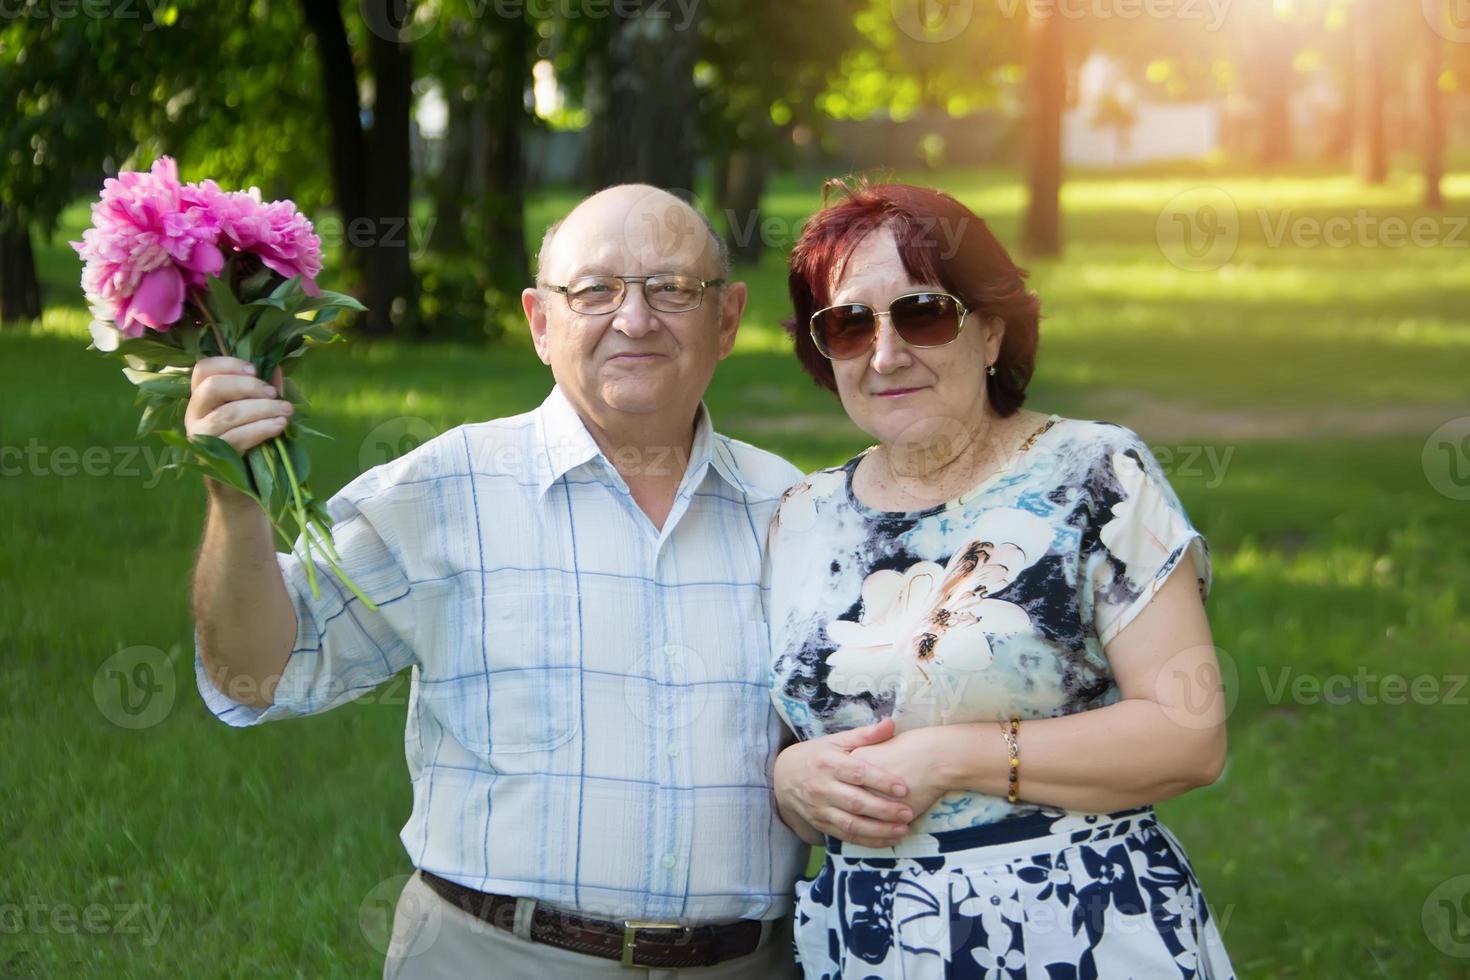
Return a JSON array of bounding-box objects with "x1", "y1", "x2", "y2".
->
[
  {"x1": 299, "y1": 0, "x2": 416, "y2": 336},
  {"x1": 1251, "y1": 31, "x2": 1294, "y2": 167},
  {"x1": 1257, "y1": 92, "x2": 1292, "y2": 167},
  {"x1": 1354, "y1": 0, "x2": 1388, "y2": 185},
  {"x1": 431, "y1": 82, "x2": 472, "y2": 254},
  {"x1": 597, "y1": 1, "x2": 702, "y2": 192},
  {"x1": 720, "y1": 150, "x2": 767, "y2": 266},
  {"x1": 363, "y1": 18, "x2": 417, "y2": 336},
  {"x1": 1424, "y1": 9, "x2": 1445, "y2": 210},
  {"x1": 0, "y1": 213, "x2": 42, "y2": 324},
  {"x1": 480, "y1": 13, "x2": 530, "y2": 293},
  {"x1": 1022, "y1": 7, "x2": 1065, "y2": 258},
  {"x1": 298, "y1": 0, "x2": 367, "y2": 225}
]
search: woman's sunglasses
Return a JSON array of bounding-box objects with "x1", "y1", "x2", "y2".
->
[{"x1": 808, "y1": 291, "x2": 970, "y2": 360}]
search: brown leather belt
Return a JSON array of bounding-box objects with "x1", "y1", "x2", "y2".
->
[{"x1": 418, "y1": 870, "x2": 765, "y2": 968}]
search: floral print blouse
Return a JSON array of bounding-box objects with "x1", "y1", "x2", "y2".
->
[{"x1": 765, "y1": 417, "x2": 1211, "y2": 834}]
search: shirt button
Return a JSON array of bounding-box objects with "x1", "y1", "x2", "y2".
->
[
  {"x1": 667, "y1": 745, "x2": 679, "y2": 758},
  {"x1": 662, "y1": 855, "x2": 676, "y2": 869}
]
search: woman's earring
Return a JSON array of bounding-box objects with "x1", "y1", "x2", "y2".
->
[{"x1": 987, "y1": 364, "x2": 997, "y2": 377}]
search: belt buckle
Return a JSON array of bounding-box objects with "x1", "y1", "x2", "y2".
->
[{"x1": 621, "y1": 920, "x2": 686, "y2": 968}]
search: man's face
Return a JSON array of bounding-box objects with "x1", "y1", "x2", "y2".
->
[{"x1": 523, "y1": 186, "x2": 745, "y2": 426}]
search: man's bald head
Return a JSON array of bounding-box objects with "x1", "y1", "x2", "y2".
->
[
  {"x1": 520, "y1": 182, "x2": 747, "y2": 433},
  {"x1": 534, "y1": 184, "x2": 730, "y2": 285}
]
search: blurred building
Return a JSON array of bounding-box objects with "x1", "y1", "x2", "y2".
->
[{"x1": 1062, "y1": 54, "x2": 1220, "y2": 167}]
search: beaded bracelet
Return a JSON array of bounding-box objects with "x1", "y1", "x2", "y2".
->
[{"x1": 1000, "y1": 716, "x2": 1021, "y2": 803}]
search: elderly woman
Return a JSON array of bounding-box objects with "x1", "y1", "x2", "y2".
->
[{"x1": 765, "y1": 181, "x2": 1236, "y2": 979}]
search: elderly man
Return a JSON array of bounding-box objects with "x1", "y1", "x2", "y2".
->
[{"x1": 188, "y1": 185, "x2": 808, "y2": 977}]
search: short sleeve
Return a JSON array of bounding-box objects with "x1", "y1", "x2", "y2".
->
[
  {"x1": 1082, "y1": 429, "x2": 1211, "y2": 647},
  {"x1": 194, "y1": 464, "x2": 420, "y2": 727}
]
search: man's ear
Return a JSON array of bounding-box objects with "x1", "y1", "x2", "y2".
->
[
  {"x1": 522, "y1": 287, "x2": 553, "y2": 366},
  {"x1": 716, "y1": 280, "x2": 748, "y2": 361}
]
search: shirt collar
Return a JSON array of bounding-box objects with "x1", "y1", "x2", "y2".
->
[{"x1": 533, "y1": 385, "x2": 748, "y2": 500}]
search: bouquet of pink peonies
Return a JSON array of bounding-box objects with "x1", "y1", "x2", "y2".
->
[{"x1": 72, "y1": 156, "x2": 374, "y2": 607}]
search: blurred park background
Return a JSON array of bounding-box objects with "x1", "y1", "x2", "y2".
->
[{"x1": 3, "y1": 0, "x2": 1470, "y2": 976}]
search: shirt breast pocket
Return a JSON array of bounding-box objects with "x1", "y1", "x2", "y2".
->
[{"x1": 420, "y1": 590, "x2": 581, "y2": 760}]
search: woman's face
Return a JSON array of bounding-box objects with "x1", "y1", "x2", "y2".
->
[{"x1": 826, "y1": 226, "x2": 1003, "y2": 450}]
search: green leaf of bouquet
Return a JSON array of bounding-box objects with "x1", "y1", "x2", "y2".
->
[
  {"x1": 248, "y1": 296, "x2": 288, "y2": 311},
  {"x1": 137, "y1": 401, "x2": 171, "y2": 438},
  {"x1": 301, "y1": 324, "x2": 343, "y2": 345},
  {"x1": 267, "y1": 318, "x2": 317, "y2": 356},
  {"x1": 250, "y1": 308, "x2": 292, "y2": 354},
  {"x1": 206, "y1": 274, "x2": 246, "y2": 335},
  {"x1": 158, "y1": 431, "x2": 257, "y2": 499},
  {"x1": 282, "y1": 434, "x2": 312, "y2": 486},
  {"x1": 291, "y1": 421, "x2": 333, "y2": 440},
  {"x1": 308, "y1": 499, "x2": 333, "y2": 529},
  {"x1": 123, "y1": 369, "x2": 193, "y2": 400},
  {"x1": 268, "y1": 275, "x2": 303, "y2": 301},
  {"x1": 239, "y1": 264, "x2": 275, "y2": 299},
  {"x1": 115, "y1": 337, "x2": 196, "y2": 368},
  {"x1": 280, "y1": 377, "x2": 311, "y2": 408},
  {"x1": 161, "y1": 456, "x2": 211, "y2": 481},
  {"x1": 296, "y1": 289, "x2": 367, "y2": 314},
  {"x1": 246, "y1": 444, "x2": 276, "y2": 509}
]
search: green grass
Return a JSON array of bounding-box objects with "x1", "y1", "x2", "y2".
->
[{"x1": 4, "y1": 164, "x2": 1469, "y2": 977}]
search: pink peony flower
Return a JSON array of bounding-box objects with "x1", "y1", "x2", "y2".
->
[
  {"x1": 72, "y1": 157, "x2": 326, "y2": 339},
  {"x1": 120, "y1": 265, "x2": 186, "y2": 333},
  {"x1": 70, "y1": 156, "x2": 223, "y2": 338},
  {"x1": 186, "y1": 181, "x2": 323, "y2": 296}
]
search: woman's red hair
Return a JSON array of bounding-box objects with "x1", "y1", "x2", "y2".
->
[{"x1": 785, "y1": 177, "x2": 1041, "y2": 416}]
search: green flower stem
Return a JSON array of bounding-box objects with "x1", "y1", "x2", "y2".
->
[
  {"x1": 256, "y1": 442, "x2": 291, "y2": 526},
  {"x1": 308, "y1": 512, "x2": 343, "y2": 564},
  {"x1": 270, "y1": 436, "x2": 377, "y2": 611},
  {"x1": 305, "y1": 521, "x2": 380, "y2": 613},
  {"x1": 191, "y1": 287, "x2": 230, "y2": 357},
  {"x1": 273, "y1": 434, "x2": 319, "y2": 599}
]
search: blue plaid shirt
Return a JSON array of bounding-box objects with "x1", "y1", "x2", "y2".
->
[{"x1": 195, "y1": 386, "x2": 808, "y2": 923}]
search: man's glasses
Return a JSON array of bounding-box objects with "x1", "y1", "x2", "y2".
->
[
  {"x1": 544, "y1": 274, "x2": 725, "y2": 315},
  {"x1": 808, "y1": 291, "x2": 971, "y2": 360}
]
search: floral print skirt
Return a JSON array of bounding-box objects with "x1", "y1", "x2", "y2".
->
[{"x1": 792, "y1": 806, "x2": 1235, "y2": 979}]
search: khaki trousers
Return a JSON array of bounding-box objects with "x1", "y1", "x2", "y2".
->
[{"x1": 383, "y1": 871, "x2": 800, "y2": 980}]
